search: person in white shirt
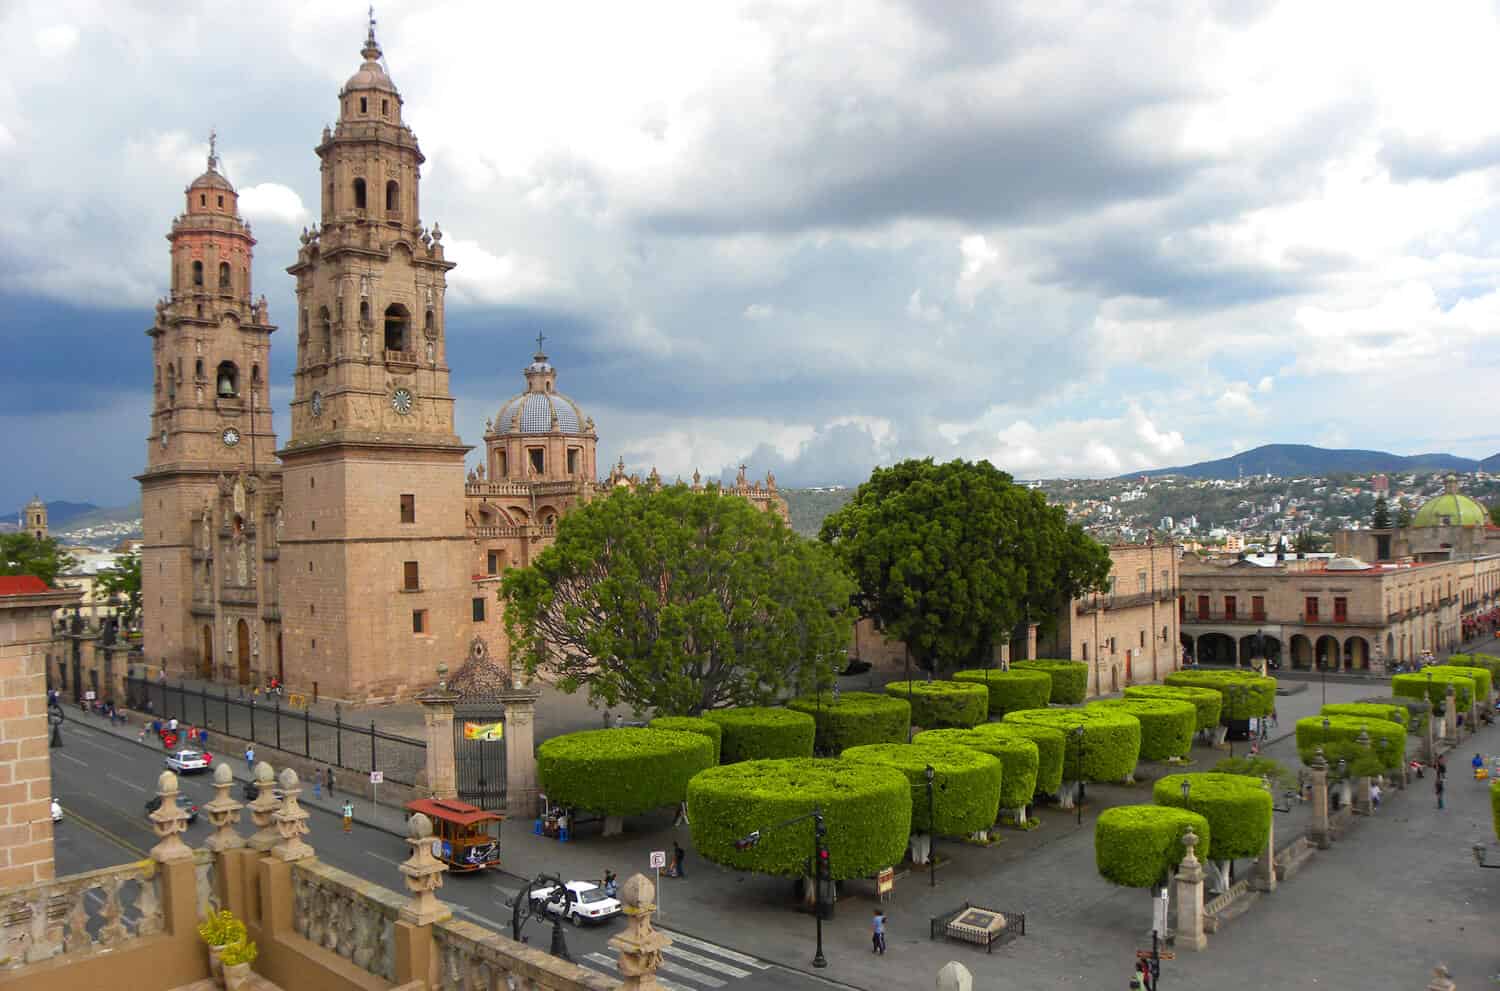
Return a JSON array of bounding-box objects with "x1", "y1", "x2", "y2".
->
[{"x1": 1370, "y1": 783, "x2": 1383, "y2": 810}]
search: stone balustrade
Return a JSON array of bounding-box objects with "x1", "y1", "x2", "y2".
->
[
  {"x1": 431, "y1": 917, "x2": 618, "y2": 991},
  {"x1": 0, "y1": 858, "x2": 162, "y2": 969},
  {"x1": 290, "y1": 860, "x2": 402, "y2": 981}
]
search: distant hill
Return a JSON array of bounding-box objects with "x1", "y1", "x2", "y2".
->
[
  {"x1": 6, "y1": 500, "x2": 99, "y2": 528},
  {"x1": 781, "y1": 488, "x2": 856, "y2": 537},
  {"x1": 62, "y1": 501, "x2": 143, "y2": 530},
  {"x1": 1127, "y1": 444, "x2": 1498, "y2": 481}
]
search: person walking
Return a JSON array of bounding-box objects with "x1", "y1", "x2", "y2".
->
[
  {"x1": 312, "y1": 767, "x2": 323, "y2": 800},
  {"x1": 871, "y1": 910, "x2": 886, "y2": 954},
  {"x1": 244, "y1": 745, "x2": 255, "y2": 772},
  {"x1": 1473, "y1": 752, "x2": 1485, "y2": 782},
  {"x1": 342, "y1": 799, "x2": 354, "y2": 833},
  {"x1": 1436, "y1": 773, "x2": 1445, "y2": 810},
  {"x1": 326, "y1": 767, "x2": 337, "y2": 795},
  {"x1": 671, "y1": 841, "x2": 686, "y2": 878}
]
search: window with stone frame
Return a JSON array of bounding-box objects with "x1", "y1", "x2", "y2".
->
[
  {"x1": 412, "y1": 609, "x2": 427, "y2": 634},
  {"x1": 403, "y1": 560, "x2": 420, "y2": 591},
  {"x1": 400, "y1": 494, "x2": 415, "y2": 524},
  {"x1": 529, "y1": 448, "x2": 544, "y2": 475},
  {"x1": 486, "y1": 550, "x2": 501, "y2": 575},
  {"x1": 472, "y1": 597, "x2": 486, "y2": 622}
]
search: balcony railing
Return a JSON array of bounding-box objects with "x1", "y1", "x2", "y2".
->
[
  {"x1": 291, "y1": 860, "x2": 401, "y2": 981},
  {"x1": 384, "y1": 348, "x2": 418, "y2": 367},
  {"x1": 0, "y1": 858, "x2": 162, "y2": 969}
]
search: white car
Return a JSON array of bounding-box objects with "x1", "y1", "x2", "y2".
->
[
  {"x1": 528, "y1": 881, "x2": 622, "y2": 925},
  {"x1": 50, "y1": 799, "x2": 62, "y2": 823},
  {"x1": 164, "y1": 749, "x2": 212, "y2": 773}
]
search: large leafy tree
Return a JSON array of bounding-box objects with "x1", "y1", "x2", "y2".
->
[
  {"x1": 95, "y1": 549, "x2": 142, "y2": 629},
  {"x1": 1372, "y1": 496, "x2": 1391, "y2": 529},
  {"x1": 502, "y1": 484, "x2": 854, "y2": 716},
  {"x1": 0, "y1": 532, "x2": 76, "y2": 587},
  {"x1": 819, "y1": 458, "x2": 1111, "y2": 673}
]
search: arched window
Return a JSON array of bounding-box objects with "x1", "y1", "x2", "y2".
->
[
  {"x1": 384, "y1": 304, "x2": 410, "y2": 352},
  {"x1": 192, "y1": 261, "x2": 204, "y2": 287},
  {"x1": 360, "y1": 300, "x2": 370, "y2": 325},
  {"x1": 216, "y1": 361, "x2": 240, "y2": 398},
  {"x1": 424, "y1": 309, "x2": 434, "y2": 335},
  {"x1": 195, "y1": 358, "x2": 204, "y2": 379},
  {"x1": 353, "y1": 178, "x2": 367, "y2": 210},
  {"x1": 385, "y1": 180, "x2": 399, "y2": 212},
  {"x1": 251, "y1": 365, "x2": 261, "y2": 389},
  {"x1": 318, "y1": 307, "x2": 332, "y2": 357},
  {"x1": 219, "y1": 262, "x2": 231, "y2": 289}
]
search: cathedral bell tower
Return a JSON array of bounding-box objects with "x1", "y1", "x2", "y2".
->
[
  {"x1": 277, "y1": 19, "x2": 470, "y2": 701},
  {"x1": 139, "y1": 136, "x2": 278, "y2": 678}
]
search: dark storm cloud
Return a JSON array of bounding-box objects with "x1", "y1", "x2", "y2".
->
[{"x1": 0, "y1": 295, "x2": 149, "y2": 412}]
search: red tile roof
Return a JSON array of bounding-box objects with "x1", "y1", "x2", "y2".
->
[{"x1": 0, "y1": 575, "x2": 50, "y2": 596}]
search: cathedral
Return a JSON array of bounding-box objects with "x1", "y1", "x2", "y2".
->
[{"x1": 139, "y1": 23, "x2": 786, "y2": 702}]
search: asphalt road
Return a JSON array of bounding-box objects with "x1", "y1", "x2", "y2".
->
[{"x1": 49, "y1": 719, "x2": 846, "y2": 991}]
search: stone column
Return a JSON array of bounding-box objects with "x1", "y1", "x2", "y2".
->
[
  {"x1": 1353, "y1": 729, "x2": 1374, "y2": 815},
  {"x1": 609, "y1": 873, "x2": 670, "y2": 991},
  {"x1": 246, "y1": 761, "x2": 281, "y2": 852},
  {"x1": 1423, "y1": 708, "x2": 1437, "y2": 764},
  {"x1": 203, "y1": 762, "x2": 246, "y2": 852},
  {"x1": 1254, "y1": 778, "x2": 1277, "y2": 892},
  {"x1": 415, "y1": 672, "x2": 461, "y2": 800},
  {"x1": 500, "y1": 687, "x2": 542, "y2": 818},
  {"x1": 1444, "y1": 685, "x2": 1458, "y2": 742},
  {"x1": 1026, "y1": 623, "x2": 1039, "y2": 661},
  {"x1": 998, "y1": 638, "x2": 1011, "y2": 672},
  {"x1": 271, "y1": 768, "x2": 314, "y2": 862},
  {"x1": 937, "y1": 961, "x2": 974, "y2": 991},
  {"x1": 398, "y1": 813, "x2": 450, "y2": 925},
  {"x1": 1309, "y1": 748, "x2": 1331, "y2": 849},
  {"x1": 1173, "y1": 828, "x2": 1207, "y2": 951},
  {"x1": 148, "y1": 770, "x2": 195, "y2": 863}
]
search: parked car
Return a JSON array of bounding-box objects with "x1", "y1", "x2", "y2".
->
[
  {"x1": 50, "y1": 799, "x2": 62, "y2": 823},
  {"x1": 145, "y1": 795, "x2": 199, "y2": 825},
  {"x1": 164, "y1": 750, "x2": 213, "y2": 774},
  {"x1": 241, "y1": 781, "x2": 285, "y2": 803},
  {"x1": 528, "y1": 881, "x2": 622, "y2": 925}
]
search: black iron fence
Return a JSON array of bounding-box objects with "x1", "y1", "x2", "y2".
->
[{"x1": 125, "y1": 676, "x2": 426, "y2": 787}]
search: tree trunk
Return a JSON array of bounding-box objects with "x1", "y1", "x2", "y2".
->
[
  {"x1": 1206, "y1": 860, "x2": 1232, "y2": 894},
  {"x1": 909, "y1": 832, "x2": 932, "y2": 865},
  {"x1": 602, "y1": 815, "x2": 624, "y2": 837}
]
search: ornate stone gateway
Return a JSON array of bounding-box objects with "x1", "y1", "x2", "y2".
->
[{"x1": 449, "y1": 640, "x2": 508, "y2": 810}]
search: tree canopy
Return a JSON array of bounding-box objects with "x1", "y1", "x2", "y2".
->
[
  {"x1": 502, "y1": 484, "x2": 854, "y2": 716},
  {"x1": 0, "y1": 532, "x2": 76, "y2": 588},
  {"x1": 94, "y1": 549, "x2": 142, "y2": 629},
  {"x1": 818, "y1": 458, "x2": 1111, "y2": 672},
  {"x1": 1372, "y1": 497, "x2": 1391, "y2": 530}
]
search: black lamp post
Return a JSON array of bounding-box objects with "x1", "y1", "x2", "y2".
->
[
  {"x1": 47, "y1": 699, "x2": 64, "y2": 749},
  {"x1": 1073, "y1": 726, "x2": 1086, "y2": 825},
  {"x1": 1180, "y1": 777, "x2": 1191, "y2": 805},
  {"x1": 925, "y1": 765, "x2": 937, "y2": 888},
  {"x1": 736, "y1": 806, "x2": 829, "y2": 968}
]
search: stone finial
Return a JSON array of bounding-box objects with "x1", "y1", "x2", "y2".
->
[
  {"x1": 149, "y1": 770, "x2": 194, "y2": 863},
  {"x1": 272, "y1": 768, "x2": 314, "y2": 862},
  {"x1": 398, "y1": 813, "x2": 451, "y2": 925},
  {"x1": 247, "y1": 761, "x2": 282, "y2": 852},
  {"x1": 203, "y1": 761, "x2": 246, "y2": 852},
  {"x1": 609, "y1": 873, "x2": 670, "y2": 990},
  {"x1": 936, "y1": 961, "x2": 974, "y2": 991},
  {"x1": 1310, "y1": 746, "x2": 1328, "y2": 772},
  {"x1": 1356, "y1": 726, "x2": 1372, "y2": 750},
  {"x1": 1426, "y1": 964, "x2": 1456, "y2": 991}
]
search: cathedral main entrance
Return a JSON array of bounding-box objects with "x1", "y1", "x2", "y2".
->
[{"x1": 236, "y1": 619, "x2": 250, "y2": 686}]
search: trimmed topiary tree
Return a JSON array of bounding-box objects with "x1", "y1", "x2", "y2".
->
[
  {"x1": 1432, "y1": 664, "x2": 1493, "y2": 707},
  {"x1": 1153, "y1": 772, "x2": 1273, "y2": 892},
  {"x1": 913, "y1": 727, "x2": 1041, "y2": 825},
  {"x1": 1293, "y1": 715, "x2": 1406, "y2": 776},
  {"x1": 649, "y1": 715, "x2": 723, "y2": 763},
  {"x1": 1393, "y1": 671, "x2": 1475, "y2": 714},
  {"x1": 1088, "y1": 697, "x2": 1196, "y2": 762},
  {"x1": 1004, "y1": 707, "x2": 1141, "y2": 804},
  {"x1": 883, "y1": 680, "x2": 989, "y2": 729},
  {"x1": 1125, "y1": 684, "x2": 1222, "y2": 734},
  {"x1": 843, "y1": 743, "x2": 1002, "y2": 856},
  {"x1": 1012, "y1": 659, "x2": 1089, "y2": 704},
  {"x1": 1492, "y1": 778, "x2": 1500, "y2": 841},
  {"x1": 978, "y1": 721, "x2": 1065, "y2": 799},
  {"x1": 537, "y1": 728, "x2": 716, "y2": 835},
  {"x1": 687, "y1": 758, "x2": 912, "y2": 884},
  {"x1": 1164, "y1": 670, "x2": 1276, "y2": 745},
  {"x1": 704, "y1": 707, "x2": 815, "y2": 763},
  {"x1": 1320, "y1": 703, "x2": 1409, "y2": 732},
  {"x1": 1095, "y1": 805, "x2": 1211, "y2": 889},
  {"x1": 785, "y1": 691, "x2": 910, "y2": 754},
  {"x1": 1212, "y1": 755, "x2": 1297, "y2": 795},
  {"x1": 1442, "y1": 654, "x2": 1500, "y2": 697},
  {"x1": 1356, "y1": 695, "x2": 1431, "y2": 736},
  {"x1": 952, "y1": 668, "x2": 1052, "y2": 718}
]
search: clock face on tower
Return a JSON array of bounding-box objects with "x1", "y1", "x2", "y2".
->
[
  {"x1": 391, "y1": 388, "x2": 413, "y2": 415},
  {"x1": 222, "y1": 427, "x2": 241, "y2": 447},
  {"x1": 310, "y1": 390, "x2": 324, "y2": 417}
]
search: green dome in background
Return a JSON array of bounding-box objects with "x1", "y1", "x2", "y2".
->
[{"x1": 1412, "y1": 477, "x2": 1488, "y2": 528}]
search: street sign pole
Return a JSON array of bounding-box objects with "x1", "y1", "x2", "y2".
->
[
  {"x1": 370, "y1": 769, "x2": 384, "y2": 819},
  {"x1": 649, "y1": 850, "x2": 667, "y2": 916}
]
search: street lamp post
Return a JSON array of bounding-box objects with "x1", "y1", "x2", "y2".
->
[
  {"x1": 925, "y1": 765, "x2": 937, "y2": 888},
  {"x1": 736, "y1": 806, "x2": 830, "y2": 968},
  {"x1": 1073, "y1": 726, "x2": 1086, "y2": 825}
]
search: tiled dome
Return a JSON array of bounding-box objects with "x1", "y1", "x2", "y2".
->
[{"x1": 493, "y1": 391, "x2": 584, "y2": 435}]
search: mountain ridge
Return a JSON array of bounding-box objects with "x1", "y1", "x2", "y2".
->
[{"x1": 1126, "y1": 443, "x2": 1500, "y2": 480}]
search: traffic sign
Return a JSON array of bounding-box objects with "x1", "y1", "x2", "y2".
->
[
  {"x1": 1137, "y1": 949, "x2": 1175, "y2": 961},
  {"x1": 649, "y1": 850, "x2": 667, "y2": 869},
  {"x1": 369, "y1": 770, "x2": 384, "y2": 784}
]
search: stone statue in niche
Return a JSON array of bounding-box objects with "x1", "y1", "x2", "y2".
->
[
  {"x1": 360, "y1": 274, "x2": 371, "y2": 298},
  {"x1": 251, "y1": 631, "x2": 260, "y2": 657},
  {"x1": 237, "y1": 543, "x2": 248, "y2": 586},
  {"x1": 233, "y1": 478, "x2": 246, "y2": 515},
  {"x1": 360, "y1": 333, "x2": 370, "y2": 357},
  {"x1": 426, "y1": 340, "x2": 435, "y2": 363}
]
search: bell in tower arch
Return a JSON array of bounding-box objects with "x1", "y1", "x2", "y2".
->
[{"x1": 217, "y1": 370, "x2": 235, "y2": 397}]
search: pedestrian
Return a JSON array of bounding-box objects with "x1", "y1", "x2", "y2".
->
[
  {"x1": 326, "y1": 767, "x2": 337, "y2": 794},
  {"x1": 245, "y1": 745, "x2": 255, "y2": 772},
  {"x1": 1370, "y1": 782, "x2": 1382, "y2": 810},
  {"x1": 137, "y1": 725, "x2": 146, "y2": 743},
  {"x1": 1473, "y1": 752, "x2": 1485, "y2": 781},
  {"x1": 1436, "y1": 773, "x2": 1445, "y2": 810},
  {"x1": 313, "y1": 766, "x2": 323, "y2": 800},
  {"x1": 871, "y1": 910, "x2": 886, "y2": 954},
  {"x1": 672, "y1": 841, "x2": 686, "y2": 878},
  {"x1": 342, "y1": 799, "x2": 354, "y2": 833},
  {"x1": 1438, "y1": 755, "x2": 1448, "y2": 780},
  {"x1": 168, "y1": 716, "x2": 178, "y2": 733}
]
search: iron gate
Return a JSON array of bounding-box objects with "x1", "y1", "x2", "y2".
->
[{"x1": 454, "y1": 705, "x2": 506, "y2": 810}]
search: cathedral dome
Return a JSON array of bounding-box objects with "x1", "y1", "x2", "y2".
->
[
  {"x1": 344, "y1": 27, "x2": 398, "y2": 95},
  {"x1": 490, "y1": 348, "x2": 592, "y2": 436},
  {"x1": 1412, "y1": 475, "x2": 1487, "y2": 528}
]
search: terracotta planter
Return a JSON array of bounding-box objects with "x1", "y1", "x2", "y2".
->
[
  {"x1": 207, "y1": 943, "x2": 229, "y2": 987},
  {"x1": 222, "y1": 961, "x2": 252, "y2": 991}
]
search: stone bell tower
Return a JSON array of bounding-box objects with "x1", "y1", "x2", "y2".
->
[
  {"x1": 277, "y1": 17, "x2": 470, "y2": 701},
  {"x1": 139, "y1": 135, "x2": 278, "y2": 679},
  {"x1": 23, "y1": 496, "x2": 47, "y2": 541}
]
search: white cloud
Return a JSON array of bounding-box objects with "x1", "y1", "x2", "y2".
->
[
  {"x1": 35, "y1": 24, "x2": 78, "y2": 57},
  {"x1": 441, "y1": 235, "x2": 561, "y2": 305},
  {"x1": 743, "y1": 302, "x2": 774, "y2": 320},
  {"x1": 956, "y1": 234, "x2": 1001, "y2": 307},
  {"x1": 237, "y1": 183, "x2": 307, "y2": 225}
]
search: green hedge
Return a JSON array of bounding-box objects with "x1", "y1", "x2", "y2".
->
[
  {"x1": 1003, "y1": 708, "x2": 1141, "y2": 782},
  {"x1": 952, "y1": 668, "x2": 1052, "y2": 717},
  {"x1": 977, "y1": 722, "x2": 1066, "y2": 796},
  {"x1": 1012, "y1": 659, "x2": 1089, "y2": 704},
  {"x1": 913, "y1": 727, "x2": 1040, "y2": 810},
  {"x1": 649, "y1": 716, "x2": 723, "y2": 763},
  {"x1": 882, "y1": 680, "x2": 989, "y2": 729},
  {"x1": 1443, "y1": 654, "x2": 1500, "y2": 693},
  {"x1": 1356, "y1": 695, "x2": 1431, "y2": 736},
  {"x1": 537, "y1": 728, "x2": 716, "y2": 816},
  {"x1": 1163, "y1": 670, "x2": 1276, "y2": 719},
  {"x1": 1088, "y1": 698, "x2": 1196, "y2": 761},
  {"x1": 1212, "y1": 756, "x2": 1297, "y2": 794},
  {"x1": 1432, "y1": 664, "x2": 1493, "y2": 704},
  {"x1": 785, "y1": 692, "x2": 910, "y2": 754},
  {"x1": 1153, "y1": 772, "x2": 1272, "y2": 862},
  {"x1": 1392, "y1": 671, "x2": 1475, "y2": 713},
  {"x1": 1320, "y1": 703, "x2": 1409, "y2": 732},
  {"x1": 686, "y1": 758, "x2": 911, "y2": 880},
  {"x1": 1293, "y1": 715, "x2": 1407, "y2": 776},
  {"x1": 704, "y1": 707, "x2": 816, "y2": 763},
  {"x1": 1095, "y1": 805, "x2": 1212, "y2": 888},
  {"x1": 842, "y1": 743, "x2": 1002, "y2": 836},
  {"x1": 1492, "y1": 779, "x2": 1500, "y2": 841},
  {"x1": 1125, "y1": 684, "x2": 1222, "y2": 732}
]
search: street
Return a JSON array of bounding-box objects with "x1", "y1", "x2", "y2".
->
[{"x1": 49, "y1": 718, "x2": 845, "y2": 991}]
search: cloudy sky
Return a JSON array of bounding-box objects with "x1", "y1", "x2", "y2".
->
[{"x1": 6, "y1": 0, "x2": 1500, "y2": 511}]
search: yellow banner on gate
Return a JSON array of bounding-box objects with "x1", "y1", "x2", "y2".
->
[{"x1": 463, "y1": 721, "x2": 504, "y2": 742}]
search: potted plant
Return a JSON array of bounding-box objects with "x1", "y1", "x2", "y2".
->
[
  {"x1": 219, "y1": 938, "x2": 258, "y2": 991},
  {"x1": 195, "y1": 909, "x2": 246, "y2": 986}
]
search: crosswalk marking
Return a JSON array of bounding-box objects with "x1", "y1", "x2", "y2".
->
[
  {"x1": 661, "y1": 945, "x2": 753, "y2": 979},
  {"x1": 658, "y1": 930, "x2": 772, "y2": 969},
  {"x1": 583, "y1": 953, "x2": 693, "y2": 991},
  {"x1": 658, "y1": 959, "x2": 727, "y2": 988}
]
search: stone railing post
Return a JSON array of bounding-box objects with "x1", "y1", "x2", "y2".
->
[
  {"x1": 1444, "y1": 685, "x2": 1458, "y2": 742},
  {"x1": 1309, "y1": 748, "x2": 1331, "y2": 849},
  {"x1": 500, "y1": 687, "x2": 542, "y2": 818},
  {"x1": 149, "y1": 770, "x2": 195, "y2": 863},
  {"x1": 394, "y1": 812, "x2": 450, "y2": 987},
  {"x1": 1025, "y1": 622, "x2": 1039, "y2": 661},
  {"x1": 1426, "y1": 963, "x2": 1456, "y2": 991},
  {"x1": 1254, "y1": 777, "x2": 1277, "y2": 892},
  {"x1": 271, "y1": 768, "x2": 314, "y2": 862},
  {"x1": 1173, "y1": 828, "x2": 1207, "y2": 951},
  {"x1": 204, "y1": 762, "x2": 246, "y2": 852},
  {"x1": 998, "y1": 638, "x2": 1011, "y2": 672},
  {"x1": 1354, "y1": 728, "x2": 1374, "y2": 815},
  {"x1": 937, "y1": 961, "x2": 975, "y2": 990},
  {"x1": 609, "y1": 873, "x2": 670, "y2": 990},
  {"x1": 416, "y1": 670, "x2": 461, "y2": 800},
  {"x1": 1424, "y1": 708, "x2": 1437, "y2": 764},
  {"x1": 246, "y1": 761, "x2": 282, "y2": 852}
]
